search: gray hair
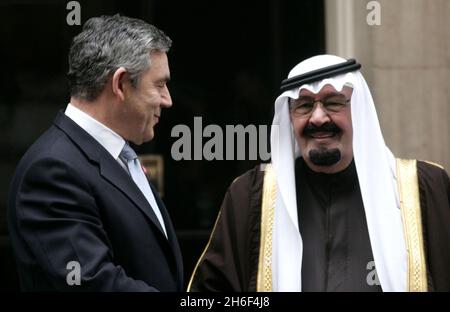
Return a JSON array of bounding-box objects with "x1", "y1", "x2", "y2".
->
[{"x1": 68, "y1": 14, "x2": 172, "y2": 101}]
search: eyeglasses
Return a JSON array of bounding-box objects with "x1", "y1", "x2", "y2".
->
[{"x1": 290, "y1": 96, "x2": 350, "y2": 117}]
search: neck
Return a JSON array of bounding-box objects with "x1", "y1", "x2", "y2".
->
[
  {"x1": 297, "y1": 157, "x2": 358, "y2": 191},
  {"x1": 70, "y1": 95, "x2": 116, "y2": 130}
]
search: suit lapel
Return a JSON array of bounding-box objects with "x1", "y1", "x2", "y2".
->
[
  {"x1": 149, "y1": 182, "x2": 184, "y2": 287},
  {"x1": 53, "y1": 111, "x2": 169, "y2": 241},
  {"x1": 98, "y1": 156, "x2": 184, "y2": 287},
  {"x1": 98, "y1": 156, "x2": 168, "y2": 239}
]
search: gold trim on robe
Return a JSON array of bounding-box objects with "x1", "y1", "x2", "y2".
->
[
  {"x1": 187, "y1": 210, "x2": 222, "y2": 291},
  {"x1": 396, "y1": 158, "x2": 428, "y2": 292},
  {"x1": 422, "y1": 160, "x2": 444, "y2": 170},
  {"x1": 257, "y1": 164, "x2": 277, "y2": 291}
]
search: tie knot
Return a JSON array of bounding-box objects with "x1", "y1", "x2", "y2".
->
[{"x1": 120, "y1": 144, "x2": 138, "y2": 161}]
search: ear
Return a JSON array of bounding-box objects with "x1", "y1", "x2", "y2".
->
[{"x1": 111, "y1": 67, "x2": 128, "y2": 101}]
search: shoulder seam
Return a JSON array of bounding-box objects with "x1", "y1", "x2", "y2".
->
[
  {"x1": 230, "y1": 164, "x2": 265, "y2": 186},
  {"x1": 421, "y1": 160, "x2": 445, "y2": 170}
]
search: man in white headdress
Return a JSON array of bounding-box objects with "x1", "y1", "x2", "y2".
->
[{"x1": 188, "y1": 55, "x2": 450, "y2": 292}]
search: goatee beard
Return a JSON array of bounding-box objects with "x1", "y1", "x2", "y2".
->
[{"x1": 309, "y1": 148, "x2": 341, "y2": 166}]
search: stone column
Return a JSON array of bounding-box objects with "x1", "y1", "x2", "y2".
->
[{"x1": 325, "y1": 0, "x2": 450, "y2": 170}]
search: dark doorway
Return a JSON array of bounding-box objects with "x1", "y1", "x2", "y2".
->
[{"x1": 0, "y1": 0, "x2": 324, "y2": 291}]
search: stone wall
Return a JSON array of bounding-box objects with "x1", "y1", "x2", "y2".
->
[{"x1": 326, "y1": 0, "x2": 450, "y2": 169}]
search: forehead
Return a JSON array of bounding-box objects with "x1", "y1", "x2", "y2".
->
[
  {"x1": 149, "y1": 51, "x2": 169, "y2": 72},
  {"x1": 141, "y1": 51, "x2": 170, "y2": 82},
  {"x1": 298, "y1": 84, "x2": 353, "y2": 98}
]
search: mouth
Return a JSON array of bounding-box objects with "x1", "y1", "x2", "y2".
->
[
  {"x1": 154, "y1": 115, "x2": 160, "y2": 123},
  {"x1": 302, "y1": 122, "x2": 341, "y2": 140},
  {"x1": 308, "y1": 131, "x2": 338, "y2": 140}
]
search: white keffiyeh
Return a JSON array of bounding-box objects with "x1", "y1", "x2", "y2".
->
[{"x1": 270, "y1": 55, "x2": 407, "y2": 292}]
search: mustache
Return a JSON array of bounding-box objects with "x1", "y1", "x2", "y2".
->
[{"x1": 302, "y1": 122, "x2": 341, "y2": 136}]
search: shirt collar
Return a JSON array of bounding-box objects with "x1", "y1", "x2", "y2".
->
[{"x1": 65, "y1": 103, "x2": 125, "y2": 160}]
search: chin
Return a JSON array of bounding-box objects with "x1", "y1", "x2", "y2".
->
[{"x1": 144, "y1": 131, "x2": 155, "y2": 143}]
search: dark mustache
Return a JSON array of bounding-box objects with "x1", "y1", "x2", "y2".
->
[{"x1": 303, "y1": 122, "x2": 341, "y2": 136}]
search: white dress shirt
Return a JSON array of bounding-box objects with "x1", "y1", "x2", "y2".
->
[{"x1": 65, "y1": 103, "x2": 127, "y2": 169}]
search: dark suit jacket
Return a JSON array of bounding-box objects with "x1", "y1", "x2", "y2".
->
[{"x1": 7, "y1": 111, "x2": 183, "y2": 291}]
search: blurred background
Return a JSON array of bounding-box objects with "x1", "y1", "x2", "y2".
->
[{"x1": 0, "y1": 0, "x2": 448, "y2": 291}]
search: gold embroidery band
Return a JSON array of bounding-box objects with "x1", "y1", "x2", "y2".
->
[
  {"x1": 186, "y1": 210, "x2": 222, "y2": 291},
  {"x1": 396, "y1": 158, "x2": 428, "y2": 292},
  {"x1": 256, "y1": 164, "x2": 277, "y2": 292}
]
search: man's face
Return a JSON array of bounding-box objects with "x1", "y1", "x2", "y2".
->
[
  {"x1": 121, "y1": 51, "x2": 172, "y2": 145},
  {"x1": 290, "y1": 84, "x2": 353, "y2": 173}
]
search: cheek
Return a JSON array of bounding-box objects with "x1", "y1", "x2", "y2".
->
[
  {"x1": 292, "y1": 118, "x2": 305, "y2": 135},
  {"x1": 333, "y1": 114, "x2": 352, "y2": 133},
  {"x1": 145, "y1": 90, "x2": 160, "y2": 105},
  {"x1": 292, "y1": 119, "x2": 308, "y2": 147}
]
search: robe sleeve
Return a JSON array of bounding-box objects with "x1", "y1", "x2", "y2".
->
[
  {"x1": 417, "y1": 161, "x2": 450, "y2": 291},
  {"x1": 188, "y1": 166, "x2": 264, "y2": 292}
]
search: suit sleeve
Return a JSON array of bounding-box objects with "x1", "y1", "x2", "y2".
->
[{"x1": 13, "y1": 157, "x2": 158, "y2": 291}]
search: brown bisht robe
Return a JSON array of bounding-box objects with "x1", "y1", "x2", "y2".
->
[{"x1": 188, "y1": 159, "x2": 450, "y2": 292}]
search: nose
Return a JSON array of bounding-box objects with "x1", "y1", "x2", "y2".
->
[
  {"x1": 161, "y1": 85, "x2": 172, "y2": 108},
  {"x1": 308, "y1": 102, "x2": 331, "y2": 126}
]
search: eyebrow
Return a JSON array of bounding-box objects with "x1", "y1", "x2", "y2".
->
[
  {"x1": 155, "y1": 76, "x2": 171, "y2": 84},
  {"x1": 297, "y1": 92, "x2": 345, "y2": 101}
]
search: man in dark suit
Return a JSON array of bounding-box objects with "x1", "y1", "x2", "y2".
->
[{"x1": 7, "y1": 15, "x2": 183, "y2": 291}]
